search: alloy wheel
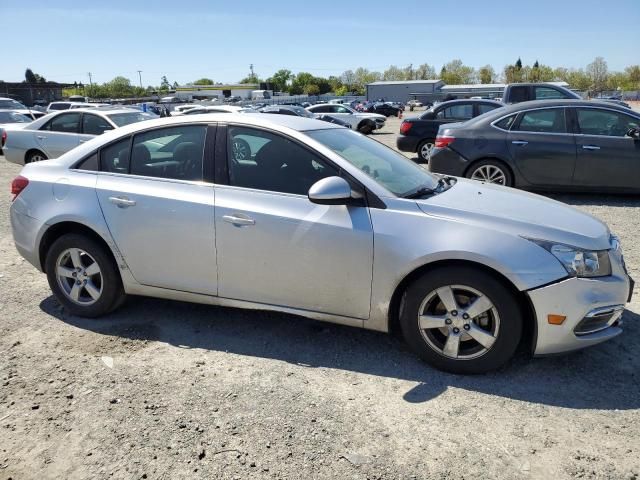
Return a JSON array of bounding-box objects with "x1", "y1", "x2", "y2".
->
[
  {"x1": 420, "y1": 142, "x2": 434, "y2": 161},
  {"x1": 417, "y1": 285, "x2": 500, "y2": 359},
  {"x1": 55, "y1": 248, "x2": 103, "y2": 305},
  {"x1": 470, "y1": 165, "x2": 507, "y2": 185}
]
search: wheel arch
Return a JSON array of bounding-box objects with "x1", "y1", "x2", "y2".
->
[
  {"x1": 25, "y1": 148, "x2": 48, "y2": 163},
  {"x1": 357, "y1": 118, "x2": 375, "y2": 129},
  {"x1": 387, "y1": 258, "x2": 537, "y2": 354},
  {"x1": 39, "y1": 221, "x2": 121, "y2": 275},
  {"x1": 463, "y1": 157, "x2": 515, "y2": 183}
]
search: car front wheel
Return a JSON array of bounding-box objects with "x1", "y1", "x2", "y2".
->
[
  {"x1": 45, "y1": 233, "x2": 125, "y2": 317},
  {"x1": 400, "y1": 266, "x2": 522, "y2": 374}
]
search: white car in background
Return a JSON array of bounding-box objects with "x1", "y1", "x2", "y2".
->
[
  {"x1": 179, "y1": 105, "x2": 256, "y2": 115},
  {"x1": 3, "y1": 108, "x2": 158, "y2": 164},
  {"x1": 46, "y1": 101, "x2": 109, "y2": 112},
  {"x1": 0, "y1": 111, "x2": 33, "y2": 153},
  {"x1": 306, "y1": 104, "x2": 385, "y2": 134}
]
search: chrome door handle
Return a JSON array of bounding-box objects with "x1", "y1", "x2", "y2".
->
[
  {"x1": 511, "y1": 140, "x2": 528, "y2": 146},
  {"x1": 108, "y1": 196, "x2": 136, "y2": 208},
  {"x1": 223, "y1": 214, "x2": 255, "y2": 226},
  {"x1": 582, "y1": 145, "x2": 601, "y2": 150},
  {"x1": 36, "y1": 135, "x2": 47, "y2": 140}
]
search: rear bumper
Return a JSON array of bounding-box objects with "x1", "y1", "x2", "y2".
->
[
  {"x1": 10, "y1": 206, "x2": 42, "y2": 271},
  {"x1": 428, "y1": 148, "x2": 468, "y2": 176},
  {"x1": 396, "y1": 135, "x2": 420, "y2": 152},
  {"x1": 528, "y1": 272, "x2": 631, "y2": 356}
]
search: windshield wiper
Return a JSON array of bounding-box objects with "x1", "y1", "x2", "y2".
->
[{"x1": 403, "y1": 177, "x2": 455, "y2": 199}]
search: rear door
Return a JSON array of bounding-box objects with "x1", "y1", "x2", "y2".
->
[
  {"x1": 508, "y1": 107, "x2": 576, "y2": 186},
  {"x1": 36, "y1": 112, "x2": 82, "y2": 157},
  {"x1": 95, "y1": 124, "x2": 217, "y2": 295},
  {"x1": 80, "y1": 113, "x2": 114, "y2": 145},
  {"x1": 572, "y1": 107, "x2": 640, "y2": 190}
]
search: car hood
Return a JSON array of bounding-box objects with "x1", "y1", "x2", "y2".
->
[{"x1": 415, "y1": 178, "x2": 611, "y2": 251}]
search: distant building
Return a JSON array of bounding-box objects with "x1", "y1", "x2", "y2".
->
[
  {"x1": 366, "y1": 80, "x2": 444, "y2": 103},
  {"x1": 0, "y1": 81, "x2": 70, "y2": 106},
  {"x1": 173, "y1": 83, "x2": 260, "y2": 101}
]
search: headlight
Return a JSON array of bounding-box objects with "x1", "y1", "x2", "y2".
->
[{"x1": 527, "y1": 239, "x2": 611, "y2": 278}]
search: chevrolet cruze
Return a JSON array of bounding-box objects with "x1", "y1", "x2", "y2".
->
[{"x1": 9, "y1": 114, "x2": 633, "y2": 373}]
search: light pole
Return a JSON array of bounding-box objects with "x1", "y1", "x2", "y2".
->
[{"x1": 137, "y1": 70, "x2": 143, "y2": 89}]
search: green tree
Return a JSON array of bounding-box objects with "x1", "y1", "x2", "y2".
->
[
  {"x1": 267, "y1": 69, "x2": 292, "y2": 92},
  {"x1": 382, "y1": 65, "x2": 404, "y2": 81},
  {"x1": 106, "y1": 76, "x2": 134, "y2": 98},
  {"x1": 340, "y1": 70, "x2": 356, "y2": 89},
  {"x1": 478, "y1": 65, "x2": 495, "y2": 84},
  {"x1": 440, "y1": 59, "x2": 475, "y2": 84},
  {"x1": 415, "y1": 63, "x2": 436, "y2": 80},
  {"x1": 303, "y1": 84, "x2": 320, "y2": 96},
  {"x1": 193, "y1": 78, "x2": 214, "y2": 85},
  {"x1": 160, "y1": 76, "x2": 171, "y2": 93},
  {"x1": 586, "y1": 56, "x2": 608, "y2": 92},
  {"x1": 25, "y1": 68, "x2": 37, "y2": 83},
  {"x1": 239, "y1": 74, "x2": 260, "y2": 84},
  {"x1": 334, "y1": 85, "x2": 349, "y2": 96},
  {"x1": 515, "y1": 57, "x2": 523, "y2": 70}
]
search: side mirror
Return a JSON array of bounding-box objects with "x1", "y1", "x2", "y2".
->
[
  {"x1": 308, "y1": 176, "x2": 352, "y2": 205},
  {"x1": 626, "y1": 127, "x2": 640, "y2": 140}
]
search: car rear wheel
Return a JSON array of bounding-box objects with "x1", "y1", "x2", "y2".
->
[
  {"x1": 417, "y1": 140, "x2": 435, "y2": 163},
  {"x1": 467, "y1": 160, "x2": 513, "y2": 186},
  {"x1": 45, "y1": 234, "x2": 125, "y2": 318},
  {"x1": 399, "y1": 266, "x2": 522, "y2": 374},
  {"x1": 26, "y1": 150, "x2": 48, "y2": 164}
]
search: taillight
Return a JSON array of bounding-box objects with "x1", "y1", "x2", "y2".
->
[
  {"x1": 11, "y1": 175, "x2": 29, "y2": 200},
  {"x1": 399, "y1": 121, "x2": 412, "y2": 135},
  {"x1": 435, "y1": 135, "x2": 455, "y2": 148},
  {"x1": 1, "y1": 130, "x2": 6, "y2": 147}
]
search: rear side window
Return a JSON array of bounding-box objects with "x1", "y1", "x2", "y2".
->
[
  {"x1": 437, "y1": 104, "x2": 473, "y2": 120},
  {"x1": 48, "y1": 103, "x2": 70, "y2": 110},
  {"x1": 100, "y1": 137, "x2": 131, "y2": 173},
  {"x1": 130, "y1": 125, "x2": 206, "y2": 181},
  {"x1": 494, "y1": 114, "x2": 517, "y2": 130},
  {"x1": 82, "y1": 114, "x2": 113, "y2": 135},
  {"x1": 42, "y1": 112, "x2": 81, "y2": 133},
  {"x1": 534, "y1": 86, "x2": 570, "y2": 100},
  {"x1": 576, "y1": 108, "x2": 640, "y2": 137},
  {"x1": 514, "y1": 109, "x2": 566, "y2": 133},
  {"x1": 76, "y1": 153, "x2": 98, "y2": 171}
]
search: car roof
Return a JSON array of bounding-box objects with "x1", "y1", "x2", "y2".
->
[
  {"x1": 435, "y1": 99, "x2": 503, "y2": 108},
  {"x1": 496, "y1": 99, "x2": 640, "y2": 116}
]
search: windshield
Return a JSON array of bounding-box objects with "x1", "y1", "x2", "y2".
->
[
  {"x1": 307, "y1": 128, "x2": 439, "y2": 196},
  {"x1": 0, "y1": 111, "x2": 31, "y2": 123},
  {"x1": 0, "y1": 99, "x2": 27, "y2": 109},
  {"x1": 107, "y1": 112, "x2": 158, "y2": 127}
]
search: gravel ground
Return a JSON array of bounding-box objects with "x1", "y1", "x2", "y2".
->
[{"x1": 1, "y1": 119, "x2": 639, "y2": 480}]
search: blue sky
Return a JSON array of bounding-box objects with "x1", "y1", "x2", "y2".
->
[{"x1": 3, "y1": 0, "x2": 639, "y2": 86}]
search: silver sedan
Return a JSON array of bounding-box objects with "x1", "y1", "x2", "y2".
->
[
  {"x1": 3, "y1": 107, "x2": 158, "y2": 164},
  {"x1": 9, "y1": 114, "x2": 633, "y2": 373}
]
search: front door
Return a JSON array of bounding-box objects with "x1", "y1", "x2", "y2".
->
[
  {"x1": 508, "y1": 107, "x2": 576, "y2": 186},
  {"x1": 95, "y1": 125, "x2": 217, "y2": 295},
  {"x1": 572, "y1": 107, "x2": 640, "y2": 190},
  {"x1": 214, "y1": 125, "x2": 374, "y2": 319}
]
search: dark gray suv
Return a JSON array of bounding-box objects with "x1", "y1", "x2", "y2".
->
[{"x1": 429, "y1": 100, "x2": 640, "y2": 193}]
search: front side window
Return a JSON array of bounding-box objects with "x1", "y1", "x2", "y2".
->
[
  {"x1": 227, "y1": 126, "x2": 338, "y2": 195},
  {"x1": 307, "y1": 128, "x2": 439, "y2": 196},
  {"x1": 42, "y1": 112, "x2": 81, "y2": 133},
  {"x1": 509, "y1": 86, "x2": 529, "y2": 103},
  {"x1": 514, "y1": 108, "x2": 566, "y2": 133},
  {"x1": 130, "y1": 125, "x2": 206, "y2": 181},
  {"x1": 477, "y1": 103, "x2": 500, "y2": 115},
  {"x1": 82, "y1": 114, "x2": 113, "y2": 135},
  {"x1": 576, "y1": 108, "x2": 640, "y2": 137}
]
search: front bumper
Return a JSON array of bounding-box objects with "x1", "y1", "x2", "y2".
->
[{"x1": 528, "y1": 270, "x2": 632, "y2": 356}]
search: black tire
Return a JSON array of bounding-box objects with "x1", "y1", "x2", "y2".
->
[
  {"x1": 417, "y1": 140, "x2": 435, "y2": 163},
  {"x1": 25, "y1": 150, "x2": 48, "y2": 164},
  {"x1": 45, "y1": 233, "x2": 125, "y2": 318},
  {"x1": 357, "y1": 121, "x2": 374, "y2": 135},
  {"x1": 465, "y1": 159, "x2": 513, "y2": 187},
  {"x1": 399, "y1": 266, "x2": 522, "y2": 374}
]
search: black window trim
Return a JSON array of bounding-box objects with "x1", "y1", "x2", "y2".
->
[
  {"x1": 572, "y1": 105, "x2": 640, "y2": 138},
  {"x1": 216, "y1": 122, "x2": 385, "y2": 208},
  {"x1": 511, "y1": 106, "x2": 570, "y2": 135}
]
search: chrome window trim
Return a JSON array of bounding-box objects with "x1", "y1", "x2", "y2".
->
[
  {"x1": 491, "y1": 106, "x2": 569, "y2": 135},
  {"x1": 573, "y1": 105, "x2": 640, "y2": 138}
]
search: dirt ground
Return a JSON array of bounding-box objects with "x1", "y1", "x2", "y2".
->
[{"x1": 1, "y1": 117, "x2": 639, "y2": 479}]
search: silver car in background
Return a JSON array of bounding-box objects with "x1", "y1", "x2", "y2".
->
[
  {"x1": 8, "y1": 114, "x2": 633, "y2": 373},
  {"x1": 3, "y1": 108, "x2": 158, "y2": 164}
]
